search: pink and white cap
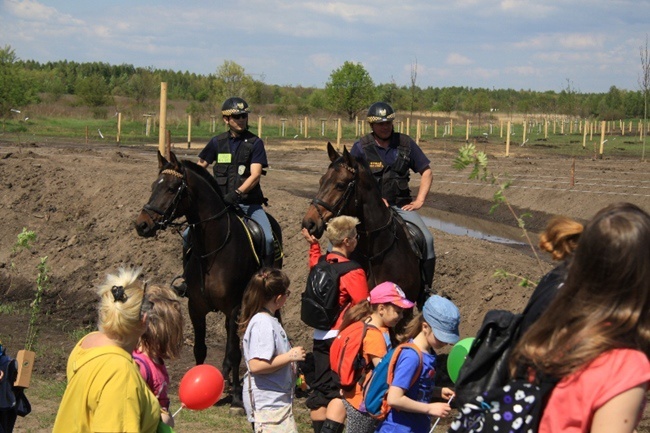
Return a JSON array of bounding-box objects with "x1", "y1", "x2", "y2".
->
[{"x1": 369, "y1": 282, "x2": 415, "y2": 309}]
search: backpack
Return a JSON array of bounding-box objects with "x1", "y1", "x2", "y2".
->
[
  {"x1": 448, "y1": 371, "x2": 557, "y2": 433},
  {"x1": 301, "y1": 255, "x2": 361, "y2": 330},
  {"x1": 362, "y1": 342, "x2": 423, "y2": 421},
  {"x1": 329, "y1": 321, "x2": 378, "y2": 389},
  {"x1": 454, "y1": 310, "x2": 524, "y2": 406}
]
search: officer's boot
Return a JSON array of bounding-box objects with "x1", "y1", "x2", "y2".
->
[
  {"x1": 418, "y1": 257, "x2": 437, "y2": 307},
  {"x1": 171, "y1": 246, "x2": 190, "y2": 297},
  {"x1": 320, "y1": 419, "x2": 345, "y2": 433},
  {"x1": 311, "y1": 420, "x2": 324, "y2": 433}
]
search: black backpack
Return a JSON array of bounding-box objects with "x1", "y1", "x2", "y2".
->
[
  {"x1": 454, "y1": 310, "x2": 524, "y2": 406},
  {"x1": 448, "y1": 370, "x2": 557, "y2": 433},
  {"x1": 301, "y1": 255, "x2": 361, "y2": 330}
]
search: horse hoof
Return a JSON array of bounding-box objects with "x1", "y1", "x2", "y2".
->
[{"x1": 229, "y1": 406, "x2": 246, "y2": 417}]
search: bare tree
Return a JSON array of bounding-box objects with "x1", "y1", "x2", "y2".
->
[
  {"x1": 410, "y1": 57, "x2": 418, "y2": 117},
  {"x1": 639, "y1": 34, "x2": 649, "y2": 161}
]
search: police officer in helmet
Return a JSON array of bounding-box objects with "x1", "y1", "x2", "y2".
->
[
  {"x1": 350, "y1": 102, "x2": 436, "y2": 291},
  {"x1": 196, "y1": 97, "x2": 275, "y2": 266}
]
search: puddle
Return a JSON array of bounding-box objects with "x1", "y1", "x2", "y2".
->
[{"x1": 422, "y1": 211, "x2": 528, "y2": 246}]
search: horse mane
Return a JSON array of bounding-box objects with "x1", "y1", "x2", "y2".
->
[{"x1": 181, "y1": 159, "x2": 225, "y2": 198}]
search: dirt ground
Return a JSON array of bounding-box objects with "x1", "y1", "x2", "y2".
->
[{"x1": 1, "y1": 137, "x2": 649, "y2": 432}]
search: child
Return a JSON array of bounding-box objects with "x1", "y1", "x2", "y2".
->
[
  {"x1": 132, "y1": 284, "x2": 184, "y2": 428},
  {"x1": 239, "y1": 268, "x2": 307, "y2": 433},
  {"x1": 302, "y1": 216, "x2": 369, "y2": 433},
  {"x1": 511, "y1": 202, "x2": 650, "y2": 432},
  {"x1": 325, "y1": 282, "x2": 414, "y2": 433},
  {"x1": 376, "y1": 295, "x2": 458, "y2": 433},
  {"x1": 53, "y1": 267, "x2": 160, "y2": 433}
]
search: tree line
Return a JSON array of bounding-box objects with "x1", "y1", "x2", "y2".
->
[{"x1": 1, "y1": 45, "x2": 646, "y2": 123}]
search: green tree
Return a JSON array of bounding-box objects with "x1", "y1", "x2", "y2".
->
[
  {"x1": 212, "y1": 60, "x2": 255, "y2": 109},
  {"x1": 75, "y1": 73, "x2": 110, "y2": 107},
  {"x1": 437, "y1": 88, "x2": 457, "y2": 115},
  {"x1": 465, "y1": 90, "x2": 491, "y2": 132},
  {"x1": 325, "y1": 61, "x2": 375, "y2": 121},
  {"x1": 125, "y1": 68, "x2": 158, "y2": 105},
  {"x1": 0, "y1": 45, "x2": 37, "y2": 117}
]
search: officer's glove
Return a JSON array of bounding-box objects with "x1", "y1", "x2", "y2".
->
[{"x1": 223, "y1": 191, "x2": 241, "y2": 205}]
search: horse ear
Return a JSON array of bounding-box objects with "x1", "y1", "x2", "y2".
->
[
  {"x1": 169, "y1": 151, "x2": 180, "y2": 168},
  {"x1": 327, "y1": 142, "x2": 340, "y2": 162},
  {"x1": 342, "y1": 146, "x2": 355, "y2": 166},
  {"x1": 157, "y1": 151, "x2": 168, "y2": 170}
]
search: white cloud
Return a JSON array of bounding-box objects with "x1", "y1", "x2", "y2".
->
[
  {"x1": 5, "y1": 0, "x2": 83, "y2": 25},
  {"x1": 446, "y1": 53, "x2": 473, "y2": 66},
  {"x1": 499, "y1": 0, "x2": 555, "y2": 16}
]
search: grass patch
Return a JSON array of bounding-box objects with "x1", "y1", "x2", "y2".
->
[{"x1": 68, "y1": 325, "x2": 94, "y2": 343}]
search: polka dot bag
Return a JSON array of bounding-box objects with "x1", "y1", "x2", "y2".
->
[{"x1": 448, "y1": 373, "x2": 557, "y2": 433}]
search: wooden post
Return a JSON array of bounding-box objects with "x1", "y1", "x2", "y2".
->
[
  {"x1": 116, "y1": 112, "x2": 121, "y2": 144},
  {"x1": 553, "y1": 120, "x2": 556, "y2": 135},
  {"x1": 522, "y1": 120, "x2": 527, "y2": 145},
  {"x1": 569, "y1": 119, "x2": 573, "y2": 134},
  {"x1": 280, "y1": 118, "x2": 287, "y2": 136},
  {"x1": 599, "y1": 120, "x2": 606, "y2": 159},
  {"x1": 582, "y1": 120, "x2": 588, "y2": 149},
  {"x1": 416, "y1": 119, "x2": 421, "y2": 144},
  {"x1": 406, "y1": 118, "x2": 410, "y2": 136},
  {"x1": 187, "y1": 114, "x2": 192, "y2": 149},
  {"x1": 590, "y1": 122, "x2": 593, "y2": 141},
  {"x1": 500, "y1": 119, "x2": 503, "y2": 138},
  {"x1": 336, "y1": 118, "x2": 342, "y2": 149},
  {"x1": 465, "y1": 119, "x2": 470, "y2": 141},
  {"x1": 320, "y1": 119, "x2": 326, "y2": 136},
  {"x1": 258, "y1": 116, "x2": 263, "y2": 137},
  {"x1": 450, "y1": 119, "x2": 453, "y2": 136},
  {"x1": 304, "y1": 116, "x2": 309, "y2": 138},
  {"x1": 560, "y1": 119, "x2": 565, "y2": 135},
  {"x1": 434, "y1": 120, "x2": 438, "y2": 138},
  {"x1": 158, "y1": 82, "x2": 169, "y2": 159},
  {"x1": 544, "y1": 119, "x2": 548, "y2": 139},
  {"x1": 506, "y1": 121, "x2": 511, "y2": 157}
]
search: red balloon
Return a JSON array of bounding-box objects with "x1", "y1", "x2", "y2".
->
[{"x1": 178, "y1": 364, "x2": 225, "y2": 410}]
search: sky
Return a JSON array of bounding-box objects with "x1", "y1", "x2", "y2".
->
[{"x1": 1, "y1": 0, "x2": 649, "y2": 93}]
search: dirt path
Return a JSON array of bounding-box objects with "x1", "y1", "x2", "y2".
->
[{"x1": 1, "y1": 139, "x2": 648, "y2": 431}]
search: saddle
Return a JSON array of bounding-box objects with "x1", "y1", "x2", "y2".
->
[
  {"x1": 392, "y1": 210, "x2": 426, "y2": 260},
  {"x1": 234, "y1": 210, "x2": 283, "y2": 267}
]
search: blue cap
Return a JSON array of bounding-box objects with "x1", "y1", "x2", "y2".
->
[{"x1": 422, "y1": 295, "x2": 460, "y2": 344}]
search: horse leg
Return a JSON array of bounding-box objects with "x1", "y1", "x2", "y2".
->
[
  {"x1": 224, "y1": 311, "x2": 245, "y2": 414},
  {"x1": 189, "y1": 305, "x2": 208, "y2": 365}
]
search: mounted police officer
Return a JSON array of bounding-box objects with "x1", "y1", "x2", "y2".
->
[
  {"x1": 350, "y1": 102, "x2": 436, "y2": 291},
  {"x1": 196, "y1": 97, "x2": 275, "y2": 267}
]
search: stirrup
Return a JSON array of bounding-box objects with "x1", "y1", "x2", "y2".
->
[{"x1": 170, "y1": 275, "x2": 188, "y2": 298}]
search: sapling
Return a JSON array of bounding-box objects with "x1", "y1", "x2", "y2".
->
[{"x1": 453, "y1": 143, "x2": 544, "y2": 275}]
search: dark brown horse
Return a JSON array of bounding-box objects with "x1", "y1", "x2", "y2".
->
[
  {"x1": 135, "y1": 151, "x2": 282, "y2": 410},
  {"x1": 302, "y1": 143, "x2": 424, "y2": 305}
]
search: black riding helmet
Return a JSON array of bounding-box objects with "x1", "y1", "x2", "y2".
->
[
  {"x1": 367, "y1": 102, "x2": 396, "y2": 124},
  {"x1": 221, "y1": 97, "x2": 250, "y2": 116}
]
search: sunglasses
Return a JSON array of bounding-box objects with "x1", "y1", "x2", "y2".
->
[{"x1": 231, "y1": 113, "x2": 248, "y2": 120}]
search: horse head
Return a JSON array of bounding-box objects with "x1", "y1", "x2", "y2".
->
[
  {"x1": 135, "y1": 151, "x2": 189, "y2": 237},
  {"x1": 302, "y1": 142, "x2": 365, "y2": 238}
]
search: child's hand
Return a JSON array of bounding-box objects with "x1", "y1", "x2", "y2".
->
[
  {"x1": 426, "y1": 402, "x2": 451, "y2": 417},
  {"x1": 441, "y1": 387, "x2": 455, "y2": 400},
  {"x1": 288, "y1": 346, "x2": 306, "y2": 362},
  {"x1": 301, "y1": 228, "x2": 319, "y2": 245}
]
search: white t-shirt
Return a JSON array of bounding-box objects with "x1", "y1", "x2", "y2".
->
[{"x1": 242, "y1": 312, "x2": 294, "y2": 421}]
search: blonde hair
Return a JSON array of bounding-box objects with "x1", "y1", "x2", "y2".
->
[
  {"x1": 538, "y1": 216, "x2": 583, "y2": 261},
  {"x1": 326, "y1": 215, "x2": 360, "y2": 246},
  {"x1": 511, "y1": 203, "x2": 650, "y2": 378},
  {"x1": 97, "y1": 267, "x2": 145, "y2": 344},
  {"x1": 138, "y1": 284, "x2": 184, "y2": 361}
]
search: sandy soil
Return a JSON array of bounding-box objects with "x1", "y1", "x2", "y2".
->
[{"x1": 1, "y1": 137, "x2": 648, "y2": 432}]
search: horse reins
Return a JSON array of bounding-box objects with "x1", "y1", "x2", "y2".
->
[{"x1": 309, "y1": 161, "x2": 399, "y2": 265}]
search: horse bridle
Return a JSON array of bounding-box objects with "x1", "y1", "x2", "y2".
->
[
  {"x1": 310, "y1": 162, "x2": 357, "y2": 224},
  {"x1": 141, "y1": 168, "x2": 188, "y2": 230},
  {"x1": 309, "y1": 161, "x2": 397, "y2": 262}
]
